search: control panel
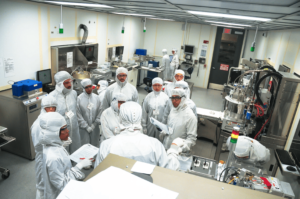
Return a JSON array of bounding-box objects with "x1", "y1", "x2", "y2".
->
[{"x1": 23, "y1": 94, "x2": 48, "y2": 105}]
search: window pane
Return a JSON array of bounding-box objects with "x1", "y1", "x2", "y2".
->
[{"x1": 217, "y1": 34, "x2": 238, "y2": 65}]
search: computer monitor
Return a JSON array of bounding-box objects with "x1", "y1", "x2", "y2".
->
[
  {"x1": 184, "y1": 45, "x2": 194, "y2": 54},
  {"x1": 116, "y1": 46, "x2": 124, "y2": 56},
  {"x1": 37, "y1": 69, "x2": 52, "y2": 85}
]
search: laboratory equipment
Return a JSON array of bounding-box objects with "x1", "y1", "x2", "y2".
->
[
  {"x1": 12, "y1": 79, "x2": 43, "y2": 98},
  {"x1": 0, "y1": 126, "x2": 16, "y2": 179},
  {"x1": 107, "y1": 45, "x2": 124, "y2": 67},
  {"x1": 0, "y1": 89, "x2": 48, "y2": 160},
  {"x1": 90, "y1": 68, "x2": 112, "y2": 85},
  {"x1": 184, "y1": 45, "x2": 194, "y2": 54},
  {"x1": 188, "y1": 155, "x2": 217, "y2": 179},
  {"x1": 278, "y1": 64, "x2": 291, "y2": 73},
  {"x1": 51, "y1": 42, "x2": 98, "y2": 85},
  {"x1": 275, "y1": 149, "x2": 300, "y2": 176},
  {"x1": 36, "y1": 69, "x2": 55, "y2": 93}
]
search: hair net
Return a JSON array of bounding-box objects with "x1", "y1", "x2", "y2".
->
[
  {"x1": 174, "y1": 81, "x2": 188, "y2": 90},
  {"x1": 111, "y1": 93, "x2": 127, "y2": 113},
  {"x1": 174, "y1": 69, "x2": 185, "y2": 77},
  {"x1": 152, "y1": 77, "x2": 163, "y2": 85},
  {"x1": 116, "y1": 67, "x2": 128, "y2": 75},
  {"x1": 162, "y1": 49, "x2": 167, "y2": 55},
  {"x1": 171, "y1": 88, "x2": 186, "y2": 98},
  {"x1": 98, "y1": 80, "x2": 108, "y2": 89},
  {"x1": 54, "y1": 71, "x2": 71, "y2": 84},
  {"x1": 81, "y1": 78, "x2": 92, "y2": 88},
  {"x1": 119, "y1": 101, "x2": 142, "y2": 132},
  {"x1": 54, "y1": 71, "x2": 73, "y2": 94},
  {"x1": 41, "y1": 95, "x2": 57, "y2": 114},
  {"x1": 39, "y1": 112, "x2": 67, "y2": 146}
]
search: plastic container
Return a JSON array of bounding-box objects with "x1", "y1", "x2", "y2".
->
[
  {"x1": 12, "y1": 79, "x2": 42, "y2": 97},
  {"x1": 135, "y1": 49, "x2": 147, "y2": 56}
]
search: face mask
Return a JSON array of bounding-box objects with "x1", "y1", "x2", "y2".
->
[{"x1": 62, "y1": 137, "x2": 72, "y2": 148}]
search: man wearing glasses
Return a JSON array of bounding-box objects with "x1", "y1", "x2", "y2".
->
[
  {"x1": 160, "y1": 88, "x2": 197, "y2": 154},
  {"x1": 49, "y1": 71, "x2": 81, "y2": 154},
  {"x1": 100, "y1": 67, "x2": 139, "y2": 115}
]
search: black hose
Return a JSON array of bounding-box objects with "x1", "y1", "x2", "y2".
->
[
  {"x1": 259, "y1": 65, "x2": 276, "y2": 72},
  {"x1": 254, "y1": 72, "x2": 282, "y2": 107},
  {"x1": 79, "y1": 24, "x2": 88, "y2": 44}
]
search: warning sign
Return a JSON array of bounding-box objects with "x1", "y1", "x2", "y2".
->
[{"x1": 220, "y1": 64, "x2": 229, "y2": 71}]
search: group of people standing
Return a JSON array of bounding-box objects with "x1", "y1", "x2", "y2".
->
[{"x1": 31, "y1": 48, "x2": 198, "y2": 199}]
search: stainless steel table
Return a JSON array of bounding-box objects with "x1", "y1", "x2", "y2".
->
[{"x1": 0, "y1": 126, "x2": 16, "y2": 179}]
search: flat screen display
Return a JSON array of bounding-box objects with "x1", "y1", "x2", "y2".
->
[
  {"x1": 184, "y1": 45, "x2": 194, "y2": 54},
  {"x1": 37, "y1": 69, "x2": 52, "y2": 85}
]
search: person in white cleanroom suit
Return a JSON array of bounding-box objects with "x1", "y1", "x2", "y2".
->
[
  {"x1": 77, "y1": 78, "x2": 101, "y2": 147},
  {"x1": 40, "y1": 112, "x2": 92, "y2": 199},
  {"x1": 162, "y1": 81, "x2": 197, "y2": 124},
  {"x1": 31, "y1": 96, "x2": 65, "y2": 199},
  {"x1": 49, "y1": 71, "x2": 81, "y2": 153},
  {"x1": 164, "y1": 69, "x2": 190, "y2": 99},
  {"x1": 100, "y1": 93, "x2": 127, "y2": 142},
  {"x1": 94, "y1": 102, "x2": 183, "y2": 170},
  {"x1": 97, "y1": 80, "x2": 108, "y2": 104},
  {"x1": 100, "y1": 67, "x2": 138, "y2": 115},
  {"x1": 158, "y1": 49, "x2": 172, "y2": 81},
  {"x1": 160, "y1": 88, "x2": 197, "y2": 152},
  {"x1": 142, "y1": 77, "x2": 169, "y2": 139},
  {"x1": 170, "y1": 48, "x2": 179, "y2": 70},
  {"x1": 226, "y1": 136, "x2": 270, "y2": 165}
]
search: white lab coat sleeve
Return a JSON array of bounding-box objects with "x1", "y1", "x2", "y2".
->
[
  {"x1": 94, "y1": 98, "x2": 102, "y2": 125},
  {"x1": 142, "y1": 96, "x2": 149, "y2": 128},
  {"x1": 166, "y1": 153, "x2": 180, "y2": 171},
  {"x1": 46, "y1": 158, "x2": 81, "y2": 193},
  {"x1": 100, "y1": 90, "x2": 110, "y2": 116},
  {"x1": 160, "y1": 58, "x2": 166, "y2": 71},
  {"x1": 185, "y1": 114, "x2": 198, "y2": 149},
  {"x1": 94, "y1": 141, "x2": 109, "y2": 167},
  {"x1": 76, "y1": 97, "x2": 89, "y2": 129},
  {"x1": 133, "y1": 89, "x2": 139, "y2": 103},
  {"x1": 162, "y1": 100, "x2": 171, "y2": 124},
  {"x1": 175, "y1": 55, "x2": 179, "y2": 69},
  {"x1": 100, "y1": 112, "x2": 115, "y2": 140}
]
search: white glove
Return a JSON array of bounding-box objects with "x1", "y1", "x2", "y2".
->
[
  {"x1": 159, "y1": 130, "x2": 167, "y2": 142},
  {"x1": 86, "y1": 126, "x2": 93, "y2": 133},
  {"x1": 167, "y1": 144, "x2": 182, "y2": 156},
  {"x1": 76, "y1": 159, "x2": 93, "y2": 170},
  {"x1": 172, "y1": 138, "x2": 185, "y2": 147},
  {"x1": 91, "y1": 123, "x2": 96, "y2": 131},
  {"x1": 143, "y1": 128, "x2": 147, "y2": 134},
  {"x1": 62, "y1": 137, "x2": 72, "y2": 148}
]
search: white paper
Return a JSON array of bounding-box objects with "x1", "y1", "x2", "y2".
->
[
  {"x1": 4, "y1": 58, "x2": 15, "y2": 77},
  {"x1": 201, "y1": 45, "x2": 208, "y2": 50},
  {"x1": 86, "y1": 166, "x2": 179, "y2": 199},
  {"x1": 70, "y1": 144, "x2": 99, "y2": 163},
  {"x1": 67, "y1": 52, "x2": 73, "y2": 68},
  {"x1": 131, "y1": 161, "x2": 156, "y2": 175},
  {"x1": 57, "y1": 180, "x2": 106, "y2": 199},
  {"x1": 149, "y1": 117, "x2": 169, "y2": 134}
]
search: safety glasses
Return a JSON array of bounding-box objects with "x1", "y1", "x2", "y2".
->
[
  {"x1": 117, "y1": 74, "x2": 127, "y2": 78},
  {"x1": 60, "y1": 125, "x2": 69, "y2": 131},
  {"x1": 169, "y1": 96, "x2": 182, "y2": 100},
  {"x1": 84, "y1": 85, "x2": 93, "y2": 89}
]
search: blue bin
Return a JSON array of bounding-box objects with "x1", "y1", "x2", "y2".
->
[
  {"x1": 147, "y1": 61, "x2": 159, "y2": 79},
  {"x1": 136, "y1": 49, "x2": 147, "y2": 56},
  {"x1": 12, "y1": 79, "x2": 42, "y2": 97}
]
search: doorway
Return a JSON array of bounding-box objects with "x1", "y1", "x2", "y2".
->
[{"x1": 208, "y1": 27, "x2": 245, "y2": 90}]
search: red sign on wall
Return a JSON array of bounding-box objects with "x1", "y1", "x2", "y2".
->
[
  {"x1": 203, "y1": 40, "x2": 209, "y2": 44},
  {"x1": 224, "y1": 28, "x2": 231, "y2": 34},
  {"x1": 220, "y1": 64, "x2": 229, "y2": 71}
]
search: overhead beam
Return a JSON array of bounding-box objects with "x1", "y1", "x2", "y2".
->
[{"x1": 289, "y1": 1, "x2": 300, "y2": 7}]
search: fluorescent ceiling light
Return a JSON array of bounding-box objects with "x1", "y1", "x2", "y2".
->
[
  {"x1": 211, "y1": 24, "x2": 244, "y2": 29},
  {"x1": 188, "y1": 11, "x2": 271, "y2": 22},
  {"x1": 112, "y1": 12, "x2": 154, "y2": 17},
  {"x1": 205, "y1": 21, "x2": 251, "y2": 27},
  {"x1": 45, "y1": 1, "x2": 113, "y2": 8},
  {"x1": 148, "y1": 18, "x2": 174, "y2": 21}
]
